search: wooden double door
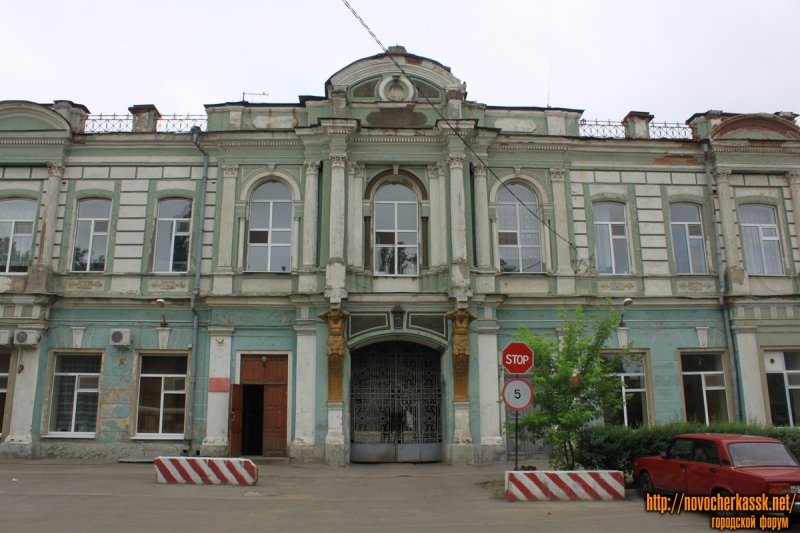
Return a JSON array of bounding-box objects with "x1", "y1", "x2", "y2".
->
[{"x1": 230, "y1": 355, "x2": 288, "y2": 457}]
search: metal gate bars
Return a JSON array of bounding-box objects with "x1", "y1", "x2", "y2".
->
[{"x1": 350, "y1": 341, "x2": 442, "y2": 462}]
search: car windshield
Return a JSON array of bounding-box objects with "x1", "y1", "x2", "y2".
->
[{"x1": 727, "y1": 442, "x2": 800, "y2": 467}]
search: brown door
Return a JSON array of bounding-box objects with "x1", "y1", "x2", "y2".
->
[
  {"x1": 240, "y1": 355, "x2": 288, "y2": 456},
  {"x1": 229, "y1": 384, "x2": 243, "y2": 457}
]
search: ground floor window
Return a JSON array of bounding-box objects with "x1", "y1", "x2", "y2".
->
[
  {"x1": 137, "y1": 355, "x2": 187, "y2": 437},
  {"x1": 764, "y1": 350, "x2": 800, "y2": 427},
  {"x1": 603, "y1": 354, "x2": 648, "y2": 428},
  {"x1": 49, "y1": 354, "x2": 101, "y2": 434},
  {"x1": 0, "y1": 353, "x2": 9, "y2": 431},
  {"x1": 681, "y1": 352, "x2": 729, "y2": 424}
]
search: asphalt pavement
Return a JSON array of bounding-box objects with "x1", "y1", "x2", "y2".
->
[{"x1": 0, "y1": 458, "x2": 714, "y2": 532}]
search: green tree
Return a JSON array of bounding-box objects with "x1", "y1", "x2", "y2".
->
[{"x1": 511, "y1": 300, "x2": 633, "y2": 470}]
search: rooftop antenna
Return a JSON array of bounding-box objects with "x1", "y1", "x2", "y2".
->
[
  {"x1": 546, "y1": 61, "x2": 553, "y2": 108},
  {"x1": 242, "y1": 92, "x2": 270, "y2": 103}
]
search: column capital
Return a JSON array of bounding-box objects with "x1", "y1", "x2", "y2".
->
[
  {"x1": 787, "y1": 170, "x2": 800, "y2": 184},
  {"x1": 447, "y1": 154, "x2": 465, "y2": 169},
  {"x1": 549, "y1": 168, "x2": 567, "y2": 181},
  {"x1": 348, "y1": 161, "x2": 365, "y2": 177},
  {"x1": 330, "y1": 153, "x2": 348, "y2": 168},
  {"x1": 713, "y1": 169, "x2": 732, "y2": 183},
  {"x1": 221, "y1": 163, "x2": 239, "y2": 178},
  {"x1": 47, "y1": 162, "x2": 65, "y2": 177},
  {"x1": 304, "y1": 160, "x2": 320, "y2": 173},
  {"x1": 471, "y1": 162, "x2": 488, "y2": 176},
  {"x1": 427, "y1": 162, "x2": 443, "y2": 178}
]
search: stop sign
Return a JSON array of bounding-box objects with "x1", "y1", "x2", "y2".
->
[{"x1": 502, "y1": 342, "x2": 534, "y2": 374}]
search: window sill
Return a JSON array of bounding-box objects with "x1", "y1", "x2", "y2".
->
[
  {"x1": 69, "y1": 271, "x2": 106, "y2": 274},
  {"x1": 150, "y1": 272, "x2": 190, "y2": 276},
  {"x1": 0, "y1": 272, "x2": 28, "y2": 276},
  {"x1": 42, "y1": 433, "x2": 96, "y2": 439},
  {"x1": 498, "y1": 272, "x2": 547, "y2": 276},
  {"x1": 131, "y1": 434, "x2": 185, "y2": 441},
  {"x1": 372, "y1": 275, "x2": 420, "y2": 278}
]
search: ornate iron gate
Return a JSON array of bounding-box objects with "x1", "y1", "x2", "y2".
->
[{"x1": 350, "y1": 341, "x2": 442, "y2": 462}]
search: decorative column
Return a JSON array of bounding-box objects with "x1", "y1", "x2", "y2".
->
[
  {"x1": 731, "y1": 325, "x2": 766, "y2": 424},
  {"x1": 0, "y1": 326, "x2": 45, "y2": 458},
  {"x1": 477, "y1": 315, "x2": 505, "y2": 461},
  {"x1": 427, "y1": 164, "x2": 443, "y2": 268},
  {"x1": 290, "y1": 315, "x2": 318, "y2": 463},
  {"x1": 299, "y1": 161, "x2": 320, "y2": 293},
  {"x1": 347, "y1": 162, "x2": 365, "y2": 269},
  {"x1": 200, "y1": 326, "x2": 234, "y2": 457},
  {"x1": 447, "y1": 154, "x2": 471, "y2": 300},
  {"x1": 444, "y1": 307, "x2": 478, "y2": 465},
  {"x1": 319, "y1": 308, "x2": 350, "y2": 466},
  {"x1": 787, "y1": 171, "x2": 800, "y2": 239},
  {"x1": 550, "y1": 168, "x2": 575, "y2": 294},
  {"x1": 213, "y1": 164, "x2": 238, "y2": 294},
  {"x1": 473, "y1": 163, "x2": 492, "y2": 269},
  {"x1": 326, "y1": 153, "x2": 348, "y2": 303},
  {"x1": 714, "y1": 169, "x2": 748, "y2": 292},
  {"x1": 26, "y1": 162, "x2": 62, "y2": 292}
]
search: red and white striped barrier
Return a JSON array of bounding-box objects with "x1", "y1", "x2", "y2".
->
[
  {"x1": 505, "y1": 470, "x2": 624, "y2": 501},
  {"x1": 154, "y1": 457, "x2": 259, "y2": 485}
]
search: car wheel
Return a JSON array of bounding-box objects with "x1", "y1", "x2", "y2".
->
[
  {"x1": 713, "y1": 490, "x2": 736, "y2": 518},
  {"x1": 638, "y1": 472, "x2": 653, "y2": 498}
]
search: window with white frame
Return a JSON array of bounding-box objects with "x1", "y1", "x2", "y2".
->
[
  {"x1": 593, "y1": 203, "x2": 630, "y2": 274},
  {"x1": 247, "y1": 182, "x2": 292, "y2": 272},
  {"x1": 739, "y1": 205, "x2": 784, "y2": 275},
  {"x1": 72, "y1": 199, "x2": 111, "y2": 272},
  {"x1": 764, "y1": 350, "x2": 800, "y2": 427},
  {"x1": 0, "y1": 353, "x2": 9, "y2": 432},
  {"x1": 604, "y1": 354, "x2": 648, "y2": 428},
  {"x1": 670, "y1": 203, "x2": 707, "y2": 274},
  {"x1": 153, "y1": 199, "x2": 192, "y2": 273},
  {"x1": 497, "y1": 184, "x2": 542, "y2": 273},
  {"x1": 49, "y1": 354, "x2": 101, "y2": 434},
  {"x1": 681, "y1": 353, "x2": 729, "y2": 424},
  {"x1": 137, "y1": 355, "x2": 187, "y2": 437},
  {"x1": 0, "y1": 199, "x2": 36, "y2": 273},
  {"x1": 374, "y1": 184, "x2": 418, "y2": 276}
]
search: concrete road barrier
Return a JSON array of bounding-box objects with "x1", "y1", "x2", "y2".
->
[
  {"x1": 506, "y1": 470, "x2": 624, "y2": 501},
  {"x1": 154, "y1": 457, "x2": 258, "y2": 485}
]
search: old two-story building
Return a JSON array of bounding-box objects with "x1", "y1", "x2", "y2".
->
[{"x1": 0, "y1": 47, "x2": 799, "y2": 464}]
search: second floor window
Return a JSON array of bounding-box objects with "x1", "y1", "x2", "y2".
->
[
  {"x1": 740, "y1": 205, "x2": 784, "y2": 275},
  {"x1": 593, "y1": 203, "x2": 630, "y2": 274},
  {"x1": 498, "y1": 184, "x2": 542, "y2": 273},
  {"x1": 670, "y1": 203, "x2": 707, "y2": 274},
  {"x1": 154, "y1": 199, "x2": 192, "y2": 273},
  {"x1": 374, "y1": 184, "x2": 418, "y2": 276},
  {"x1": 72, "y1": 199, "x2": 111, "y2": 272},
  {"x1": 247, "y1": 182, "x2": 292, "y2": 272},
  {"x1": 0, "y1": 199, "x2": 36, "y2": 273}
]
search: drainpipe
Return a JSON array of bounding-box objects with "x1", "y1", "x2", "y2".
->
[
  {"x1": 702, "y1": 140, "x2": 741, "y2": 422},
  {"x1": 186, "y1": 126, "x2": 209, "y2": 448}
]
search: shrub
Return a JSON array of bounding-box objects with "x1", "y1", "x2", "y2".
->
[{"x1": 574, "y1": 422, "x2": 800, "y2": 476}]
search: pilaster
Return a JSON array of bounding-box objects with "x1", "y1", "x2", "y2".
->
[
  {"x1": 0, "y1": 328, "x2": 45, "y2": 458},
  {"x1": 213, "y1": 163, "x2": 238, "y2": 294},
  {"x1": 325, "y1": 153, "x2": 348, "y2": 303},
  {"x1": 787, "y1": 171, "x2": 800, "y2": 254},
  {"x1": 347, "y1": 162, "x2": 365, "y2": 269},
  {"x1": 731, "y1": 325, "x2": 765, "y2": 424},
  {"x1": 477, "y1": 320, "x2": 505, "y2": 462},
  {"x1": 714, "y1": 169, "x2": 749, "y2": 293},
  {"x1": 200, "y1": 326, "x2": 234, "y2": 457},
  {"x1": 447, "y1": 154, "x2": 471, "y2": 300},
  {"x1": 550, "y1": 168, "x2": 575, "y2": 294},
  {"x1": 290, "y1": 319, "x2": 318, "y2": 463},
  {"x1": 26, "y1": 162, "x2": 62, "y2": 293},
  {"x1": 299, "y1": 160, "x2": 320, "y2": 293}
]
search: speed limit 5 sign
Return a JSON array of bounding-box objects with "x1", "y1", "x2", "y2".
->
[{"x1": 502, "y1": 378, "x2": 533, "y2": 411}]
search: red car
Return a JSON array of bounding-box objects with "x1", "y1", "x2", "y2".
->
[{"x1": 634, "y1": 433, "x2": 800, "y2": 511}]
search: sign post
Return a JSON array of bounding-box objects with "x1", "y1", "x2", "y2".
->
[{"x1": 502, "y1": 378, "x2": 534, "y2": 471}]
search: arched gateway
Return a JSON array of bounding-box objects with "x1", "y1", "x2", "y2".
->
[{"x1": 349, "y1": 341, "x2": 442, "y2": 462}]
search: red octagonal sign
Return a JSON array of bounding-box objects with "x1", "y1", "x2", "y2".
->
[{"x1": 502, "y1": 342, "x2": 534, "y2": 374}]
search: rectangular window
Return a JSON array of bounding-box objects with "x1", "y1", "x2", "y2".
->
[
  {"x1": 137, "y1": 355, "x2": 187, "y2": 437},
  {"x1": 739, "y1": 205, "x2": 784, "y2": 275},
  {"x1": 681, "y1": 353, "x2": 729, "y2": 424},
  {"x1": 49, "y1": 354, "x2": 101, "y2": 434},
  {"x1": 72, "y1": 199, "x2": 111, "y2": 272},
  {"x1": 603, "y1": 354, "x2": 648, "y2": 427},
  {"x1": 153, "y1": 199, "x2": 192, "y2": 273},
  {"x1": 670, "y1": 204, "x2": 707, "y2": 274},
  {"x1": 0, "y1": 353, "x2": 9, "y2": 432},
  {"x1": 764, "y1": 350, "x2": 800, "y2": 427},
  {"x1": 593, "y1": 203, "x2": 630, "y2": 274},
  {"x1": 0, "y1": 199, "x2": 37, "y2": 273}
]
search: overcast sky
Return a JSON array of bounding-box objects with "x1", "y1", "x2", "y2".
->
[{"x1": 2, "y1": 0, "x2": 798, "y2": 123}]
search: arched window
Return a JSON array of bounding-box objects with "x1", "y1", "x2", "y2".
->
[
  {"x1": 154, "y1": 198, "x2": 192, "y2": 273},
  {"x1": 593, "y1": 203, "x2": 630, "y2": 275},
  {"x1": 0, "y1": 198, "x2": 36, "y2": 273},
  {"x1": 740, "y1": 205, "x2": 784, "y2": 275},
  {"x1": 497, "y1": 184, "x2": 542, "y2": 273},
  {"x1": 374, "y1": 183, "x2": 418, "y2": 276},
  {"x1": 669, "y1": 203, "x2": 707, "y2": 274},
  {"x1": 247, "y1": 182, "x2": 293, "y2": 272},
  {"x1": 72, "y1": 199, "x2": 111, "y2": 272}
]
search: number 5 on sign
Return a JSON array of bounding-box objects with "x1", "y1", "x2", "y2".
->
[{"x1": 502, "y1": 378, "x2": 533, "y2": 411}]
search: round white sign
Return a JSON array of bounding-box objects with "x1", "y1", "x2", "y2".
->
[{"x1": 502, "y1": 378, "x2": 534, "y2": 411}]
